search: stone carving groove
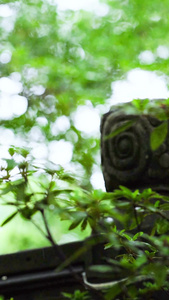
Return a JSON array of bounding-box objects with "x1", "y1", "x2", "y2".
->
[{"x1": 101, "y1": 105, "x2": 169, "y2": 193}]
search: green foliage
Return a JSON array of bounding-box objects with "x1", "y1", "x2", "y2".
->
[
  {"x1": 1, "y1": 0, "x2": 169, "y2": 299},
  {"x1": 110, "y1": 98, "x2": 169, "y2": 151},
  {"x1": 1, "y1": 211, "x2": 18, "y2": 226},
  {"x1": 104, "y1": 120, "x2": 136, "y2": 140},
  {"x1": 62, "y1": 290, "x2": 91, "y2": 300},
  {"x1": 0, "y1": 153, "x2": 169, "y2": 298},
  {"x1": 132, "y1": 99, "x2": 150, "y2": 112},
  {"x1": 150, "y1": 121, "x2": 168, "y2": 150}
]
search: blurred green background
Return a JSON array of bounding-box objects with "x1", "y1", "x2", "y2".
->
[{"x1": 0, "y1": 0, "x2": 169, "y2": 253}]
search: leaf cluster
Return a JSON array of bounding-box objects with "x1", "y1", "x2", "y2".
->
[
  {"x1": 0, "y1": 150, "x2": 169, "y2": 299},
  {"x1": 108, "y1": 98, "x2": 169, "y2": 151},
  {"x1": 1, "y1": 0, "x2": 169, "y2": 298}
]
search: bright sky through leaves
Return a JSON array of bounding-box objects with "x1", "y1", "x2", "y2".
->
[
  {"x1": 54, "y1": 0, "x2": 109, "y2": 16},
  {"x1": 1, "y1": 0, "x2": 169, "y2": 191},
  {"x1": 1, "y1": 69, "x2": 169, "y2": 190}
]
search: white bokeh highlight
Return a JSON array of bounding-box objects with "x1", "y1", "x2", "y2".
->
[
  {"x1": 138, "y1": 50, "x2": 155, "y2": 65},
  {"x1": 54, "y1": 0, "x2": 109, "y2": 16},
  {"x1": 0, "y1": 4, "x2": 14, "y2": 17},
  {"x1": 109, "y1": 69, "x2": 169, "y2": 105},
  {"x1": 30, "y1": 85, "x2": 46, "y2": 96},
  {"x1": 156, "y1": 45, "x2": 169, "y2": 59},
  {"x1": 0, "y1": 95, "x2": 27, "y2": 119},
  {"x1": 0, "y1": 50, "x2": 12, "y2": 64},
  {"x1": 36, "y1": 117, "x2": 48, "y2": 126},
  {"x1": 51, "y1": 116, "x2": 70, "y2": 135},
  {"x1": 11, "y1": 95, "x2": 28, "y2": 116},
  {"x1": 90, "y1": 171, "x2": 105, "y2": 190},
  {"x1": 0, "y1": 128, "x2": 25, "y2": 162},
  {"x1": 31, "y1": 144, "x2": 48, "y2": 160},
  {"x1": 0, "y1": 77, "x2": 27, "y2": 119},
  {"x1": 73, "y1": 105, "x2": 100, "y2": 135},
  {"x1": 0, "y1": 77, "x2": 22, "y2": 94},
  {"x1": 49, "y1": 140, "x2": 73, "y2": 165}
]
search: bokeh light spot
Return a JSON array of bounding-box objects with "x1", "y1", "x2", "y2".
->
[
  {"x1": 73, "y1": 105, "x2": 100, "y2": 135},
  {"x1": 49, "y1": 140, "x2": 73, "y2": 165}
]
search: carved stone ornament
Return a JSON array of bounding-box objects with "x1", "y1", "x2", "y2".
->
[{"x1": 101, "y1": 101, "x2": 169, "y2": 193}]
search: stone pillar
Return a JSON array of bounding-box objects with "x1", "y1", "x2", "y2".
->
[{"x1": 101, "y1": 102, "x2": 169, "y2": 194}]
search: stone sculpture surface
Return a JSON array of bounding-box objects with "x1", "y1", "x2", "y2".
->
[{"x1": 101, "y1": 102, "x2": 169, "y2": 193}]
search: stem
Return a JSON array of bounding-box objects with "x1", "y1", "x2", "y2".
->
[
  {"x1": 40, "y1": 209, "x2": 104, "y2": 299},
  {"x1": 40, "y1": 209, "x2": 87, "y2": 288},
  {"x1": 40, "y1": 209, "x2": 66, "y2": 262},
  {"x1": 31, "y1": 219, "x2": 48, "y2": 240},
  {"x1": 133, "y1": 203, "x2": 141, "y2": 232},
  {"x1": 138, "y1": 204, "x2": 169, "y2": 222}
]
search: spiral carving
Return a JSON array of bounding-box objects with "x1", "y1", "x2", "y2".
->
[{"x1": 101, "y1": 112, "x2": 151, "y2": 191}]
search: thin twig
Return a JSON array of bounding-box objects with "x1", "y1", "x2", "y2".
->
[
  {"x1": 40, "y1": 209, "x2": 87, "y2": 288},
  {"x1": 138, "y1": 204, "x2": 169, "y2": 222},
  {"x1": 40, "y1": 209, "x2": 67, "y2": 262},
  {"x1": 133, "y1": 203, "x2": 141, "y2": 232},
  {"x1": 40, "y1": 209, "x2": 104, "y2": 299},
  {"x1": 31, "y1": 218, "x2": 48, "y2": 240}
]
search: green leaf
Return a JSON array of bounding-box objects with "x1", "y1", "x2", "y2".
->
[
  {"x1": 20, "y1": 207, "x2": 36, "y2": 220},
  {"x1": 89, "y1": 264, "x2": 113, "y2": 273},
  {"x1": 14, "y1": 146, "x2": 29, "y2": 158},
  {"x1": 59, "y1": 173, "x2": 76, "y2": 183},
  {"x1": 8, "y1": 147, "x2": 15, "y2": 156},
  {"x1": 92, "y1": 189, "x2": 114, "y2": 201},
  {"x1": 50, "y1": 188, "x2": 74, "y2": 195},
  {"x1": 122, "y1": 233, "x2": 132, "y2": 241},
  {"x1": 104, "y1": 120, "x2": 136, "y2": 141},
  {"x1": 155, "y1": 218, "x2": 169, "y2": 234},
  {"x1": 150, "y1": 121, "x2": 168, "y2": 151},
  {"x1": 154, "y1": 264, "x2": 167, "y2": 287},
  {"x1": 119, "y1": 185, "x2": 134, "y2": 196},
  {"x1": 62, "y1": 292, "x2": 72, "y2": 299},
  {"x1": 69, "y1": 218, "x2": 82, "y2": 230},
  {"x1": 132, "y1": 99, "x2": 149, "y2": 112},
  {"x1": 160, "y1": 203, "x2": 169, "y2": 210},
  {"x1": 133, "y1": 231, "x2": 144, "y2": 241},
  {"x1": 3, "y1": 159, "x2": 17, "y2": 171},
  {"x1": 154, "y1": 200, "x2": 160, "y2": 208},
  {"x1": 105, "y1": 282, "x2": 122, "y2": 300},
  {"x1": 20, "y1": 148, "x2": 30, "y2": 158},
  {"x1": 8, "y1": 146, "x2": 30, "y2": 158},
  {"x1": 62, "y1": 290, "x2": 90, "y2": 300},
  {"x1": 81, "y1": 217, "x2": 88, "y2": 230},
  {"x1": 1, "y1": 211, "x2": 18, "y2": 227}
]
